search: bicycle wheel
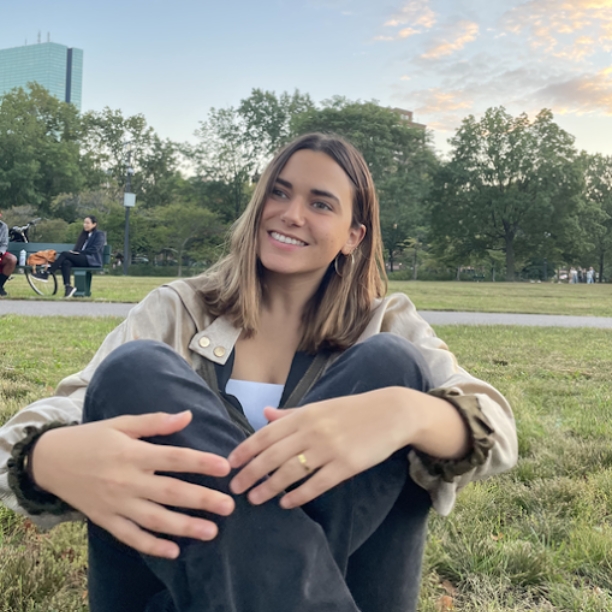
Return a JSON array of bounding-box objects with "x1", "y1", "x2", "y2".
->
[{"x1": 26, "y1": 266, "x2": 58, "y2": 296}]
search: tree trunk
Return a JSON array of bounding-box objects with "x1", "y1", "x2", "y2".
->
[
  {"x1": 388, "y1": 247, "x2": 394, "y2": 273},
  {"x1": 413, "y1": 247, "x2": 418, "y2": 280},
  {"x1": 599, "y1": 252, "x2": 605, "y2": 283},
  {"x1": 456, "y1": 267, "x2": 461, "y2": 281},
  {"x1": 505, "y1": 235, "x2": 515, "y2": 281}
]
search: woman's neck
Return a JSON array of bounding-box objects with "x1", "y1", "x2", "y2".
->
[{"x1": 261, "y1": 274, "x2": 320, "y2": 321}]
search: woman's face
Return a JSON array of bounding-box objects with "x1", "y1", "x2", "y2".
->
[
  {"x1": 83, "y1": 217, "x2": 96, "y2": 232},
  {"x1": 258, "y1": 149, "x2": 365, "y2": 284}
]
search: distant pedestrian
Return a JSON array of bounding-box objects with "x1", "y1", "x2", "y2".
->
[
  {"x1": 587, "y1": 267, "x2": 595, "y2": 284},
  {"x1": 570, "y1": 267, "x2": 578, "y2": 284}
]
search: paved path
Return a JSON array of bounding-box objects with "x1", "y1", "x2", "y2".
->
[{"x1": 2, "y1": 300, "x2": 612, "y2": 328}]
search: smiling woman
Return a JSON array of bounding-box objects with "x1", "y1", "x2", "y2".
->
[{"x1": 0, "y1": 133, "x2": 517, "y2": 612}]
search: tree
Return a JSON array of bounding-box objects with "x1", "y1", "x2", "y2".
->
[
  {"x1": 239, "y1": 88, "x2": 314, "y2": 164},
  {"x1": 430, "y1": 107, "x2": 584, "y2": 280},
  {"x1": 189, "y1": 90, "x2": 315, "y2": 225},
  {"x1": 581, "y1": 153, "x2": 612, "y2": 282},
  {"x1": 0, "y1": 84, "x2": 85, "y2": 211},
  {"x1": 81, "y1": 108, "x2": 182, "y2": 208},
  {"x1": 189, "y1": 107, "x2": 254, "y2": 222},
  {"x1": 153, "y1": 203, "x2": 224, "y2": 276},
  {"x1": 292, "y1": 99, "x2": 438, "y2": 271}
]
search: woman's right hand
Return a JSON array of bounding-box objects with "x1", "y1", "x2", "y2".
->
[{"x1": 31, "y1": 410, "x2": 235, "y2": 559}]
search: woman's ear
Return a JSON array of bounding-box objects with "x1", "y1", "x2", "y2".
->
[{"x1": 342, "y1": 224, "x2": 366, "y2": 255}]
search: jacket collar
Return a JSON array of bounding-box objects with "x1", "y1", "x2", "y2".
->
[{"x1": 189, "y1": 315, "x2": 241, "y2": 365}]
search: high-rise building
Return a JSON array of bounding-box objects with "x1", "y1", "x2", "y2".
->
[{"x1": 0, "y1": 42, "x2": 83, "y2": 110}]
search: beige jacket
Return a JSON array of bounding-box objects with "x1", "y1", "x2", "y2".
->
[{"x1": 0, "y1": 278, "x2": 517, "y2": 529}]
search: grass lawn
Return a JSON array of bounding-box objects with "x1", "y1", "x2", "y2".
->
[
  {"x1": 5, "y1": 273, "x2": 612, "y2": 317},
  {"x1": 0, "y1": 316, "x2": 610, "y2": 610}
]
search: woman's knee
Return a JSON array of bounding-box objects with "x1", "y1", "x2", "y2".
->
[
  {"x1": 91, "y1": 341, "x2": 182, "y2": 387},
  {"x1": 348, "y1": 333, "x2": 433, "y2": 392},
  {"x1": 84, "y1": 341, "x2": 191, "y2": 421}
]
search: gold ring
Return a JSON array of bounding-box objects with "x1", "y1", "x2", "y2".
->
[{"x1": 297, "y1": 453, "x2": 312, "y2": 473}]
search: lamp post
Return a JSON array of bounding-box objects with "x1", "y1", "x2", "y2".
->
[{"x1": 123, "y1": 143, "x2": 136, "y2": 275}]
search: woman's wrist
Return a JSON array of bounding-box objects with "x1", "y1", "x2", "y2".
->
[
  {"x1": 7, "y1": 422, "x2": 77, "y2": 515},
  {"x1": 388, "y1": 387, "x2": 471, "y2": 459}
]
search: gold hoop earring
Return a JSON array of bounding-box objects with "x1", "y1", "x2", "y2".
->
[
  {"x1": 334, "y1": 251, "x2": 355, "y2": 277},
  {"x1": 334, "y1": 254, "x2": 343, "y2": 277}
]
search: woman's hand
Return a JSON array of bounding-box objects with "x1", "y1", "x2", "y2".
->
[
  {"x1": 228, "y1": 388, "x2": 417, "y2": 509},
  {"x1": 32, "y1": 411, "x2": 235, "y2": 559}
]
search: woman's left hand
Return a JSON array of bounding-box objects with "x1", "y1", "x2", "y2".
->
[{"x1": 228, "y1": 388, "x2": 414, "y2": 509}]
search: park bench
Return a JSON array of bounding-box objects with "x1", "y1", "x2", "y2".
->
[{"x1": 7, "y1": 241, "x2": 111, "y2": 297}]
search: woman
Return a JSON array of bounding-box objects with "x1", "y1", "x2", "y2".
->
[
  {"x1": 1, "y1": 134, "x2": 517, "y2": 612},
  {"x1": 35, "y1": 215, "x2": 105, "y2": 297}
]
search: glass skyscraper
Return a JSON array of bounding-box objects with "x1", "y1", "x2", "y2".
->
[{"x1": 0, "y1": 42, "x2": 83, "y2": 110}]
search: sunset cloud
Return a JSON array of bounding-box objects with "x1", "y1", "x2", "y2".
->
[
  {"x1": 383, "y1": 0, "x2": 437, "y2": 29},
  {"x1": 398, "y1": 27, "x2": 420, "y2": 38},
  {"x1": 535, "y1": 69, "x2": 612, "y2": 115},
  {"x1": 380, "y1": 1, "x2": 612, "y2": 154},
  {"x1": 421, "y1": 21, "x2": 479, "y2": 59},
  {"x1": 502, "y1": 0, "x2": 612, "y2": 60}
]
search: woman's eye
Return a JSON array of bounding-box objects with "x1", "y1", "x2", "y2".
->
[
  {"x1": 272, "y1": 188, "x2": 287, "y2": 198},
  {"x1": 313, "y1": 201, "x2": 332, "y2": 211}
]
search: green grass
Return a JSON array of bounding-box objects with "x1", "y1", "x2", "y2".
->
[
  {"x1": 5, "y1": 274, "x2": 612, "y2": 317},
  {"x1": 388, "y1": 280, "x2": 612, "y2": 317},
  {"x1": 1, "y1": 316, "x2": 611, "y2": 610}
]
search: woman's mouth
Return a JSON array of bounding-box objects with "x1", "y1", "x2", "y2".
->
[{"x1": 269, "y1": 231, "x2": 307, "y2": 246}]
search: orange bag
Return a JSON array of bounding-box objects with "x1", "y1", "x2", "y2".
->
[{"x1": 26, "y1": 249, "x2": 57, "y2": 266}]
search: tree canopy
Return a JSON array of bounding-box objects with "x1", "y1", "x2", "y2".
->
[
  {"x1": 430, "y1": 107, "x2": 584, "y2": 280},
  {"x1": 0, "y1": 85, "x2": 605, "y2": 280}
]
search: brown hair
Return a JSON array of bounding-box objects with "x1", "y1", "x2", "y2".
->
[{"x1": 199, "y1": 133, "x2": 387, "y2": 352}]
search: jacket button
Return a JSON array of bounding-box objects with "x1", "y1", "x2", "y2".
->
[
  {"x1": 199, "y1": 337, "x2": 211, "y2": 348},
  {"x1": 213, "y1": 346, "x2": 226, "y2": 358}
]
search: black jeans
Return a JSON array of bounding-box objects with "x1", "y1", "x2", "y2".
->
[
  {"x1": 48, "y1": 251, "x2": 88, "y2": 285},
  {"x1": 83, "y1": 334, "x2": 434, "y2": 612}
]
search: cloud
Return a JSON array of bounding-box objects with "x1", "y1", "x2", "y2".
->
[
  {"x1": 413, "y1": 88, "x2": 473, "y2": 113},
  {"x1": 421, "y1": 21, "x2": 479, "y2": 59},
  {"x1": 502, "y1": 0, "x2": 612, "y2": 60},
  {"x1": 383, "y1": 0, "x2": 437, "y2": 29},
  {"x1": 535, "y1": 69, "x2": 612, "y2": 114},
  {"x1": 398, "y1": 27, "x2": 419, "y2": 38}
]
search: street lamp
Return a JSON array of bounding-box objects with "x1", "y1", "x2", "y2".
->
[{"x1": 123, "y1": 142, "x2": 136, "y2": 275}]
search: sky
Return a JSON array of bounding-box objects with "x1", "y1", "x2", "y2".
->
[{"x1": 1, "y1": 0, "x2": 612, "y2": 157}]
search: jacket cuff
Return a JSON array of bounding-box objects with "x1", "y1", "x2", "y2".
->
[
  {"x1": 414, "y1": 388, "x2": 495, "y2": 482},
  {"x1": 7, "y1": 422, "x2": 77, "y2": 516}
]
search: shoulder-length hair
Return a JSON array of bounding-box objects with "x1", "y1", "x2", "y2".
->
[
  {"x1": 199, "y1": 133, "x2": 387, "y2": 352},
  {"x1": 74, "y1": 215, "x2": 99, "y2": 251}
]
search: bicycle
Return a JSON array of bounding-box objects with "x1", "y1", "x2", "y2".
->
[{"x1": 9, "y1": 219, "x2": 58, "y2": 296}]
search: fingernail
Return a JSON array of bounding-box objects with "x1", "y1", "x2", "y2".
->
[
  {"x1": 280, "y1": 496, "x2": 293, "y2": 509},
  {"x1": 249, "y1": 490, "x2": 262, "y2": 505},
  {"x1": 169, "y1": 410, "x2": 191, "y2": 421},
  {"x1": 199, "y1": 524, "x2": 217, "y2": 540},
  {"x1": 164, "y1": 545, "x2": 180, "y2": 559}
]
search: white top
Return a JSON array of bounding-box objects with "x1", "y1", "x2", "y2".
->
[{"x1": 225, "y1": 379, "x2": 284, "y2": 431}]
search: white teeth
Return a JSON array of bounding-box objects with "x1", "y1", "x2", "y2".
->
[{"x1": 271, "y1": 231, "x2": 306, "y2": 246}]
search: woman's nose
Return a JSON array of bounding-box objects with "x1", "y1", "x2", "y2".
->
[{"x1": 280, "y1": 198, "x2": 306, "y2": 225}]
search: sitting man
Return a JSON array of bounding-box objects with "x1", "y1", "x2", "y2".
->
[{"x1": 0, "y1": 210, "x2": 17, "y2": 297}]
